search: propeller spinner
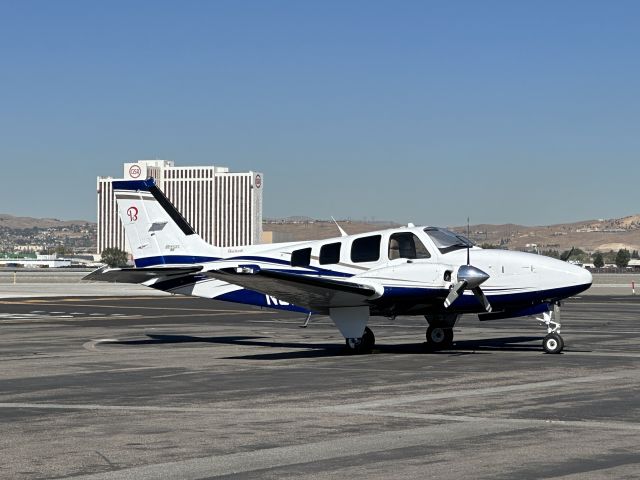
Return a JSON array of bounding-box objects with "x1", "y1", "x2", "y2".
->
[{"x1": 444, "y1": 265, "x2": 492, "y2": 312}]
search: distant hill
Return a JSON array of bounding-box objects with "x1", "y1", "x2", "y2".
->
[
  {"x1": 264, "y1": 219, "x2": 401, "y2": 242},
  {"x1": 264, "y1": 215, "x2": 640, "y2": 252},
  {"x1": 448, "y1": 215, "x2": 640, "y2": 252},
  {"x1": 0, "y1": 214, "x2": 94, "y2": 230},
  {"x1": 2, "y1": 211, "x2": 640, "y2": 253}
]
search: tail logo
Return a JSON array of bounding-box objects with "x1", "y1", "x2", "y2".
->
[{"x1": 127, "y1": 206, "x2": 139, "y2": 222}]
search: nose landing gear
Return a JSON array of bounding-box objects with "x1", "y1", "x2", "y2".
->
[
  {"x1": 537, "y1": 304, "x2": 564, "y2": 354},
  {"x1": 542, "y1": 332, "x2": 564, "y2": 354}
]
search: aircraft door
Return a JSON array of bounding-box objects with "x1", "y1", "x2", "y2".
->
[
  {"x1": 386, "y1": 232, "x2": 440, "y2": 283},
  {"x1": 387, "y1": 232, "x2": 431, "y2": 261}
]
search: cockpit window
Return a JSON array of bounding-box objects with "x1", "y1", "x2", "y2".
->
[
  {"x1": 388, "y1": 232, "x2": 431, "y2": 260},
  {"x1": 424, "y1": 227, "x2": 474, "y2": 254}
]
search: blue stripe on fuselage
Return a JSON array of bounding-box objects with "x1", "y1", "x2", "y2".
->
[
  {"x1": 135, "y1": 255, "x2": 221, "y2": 268},
  {"x1": 134, "y1": 254, "x2": 353, "y2": 277},
  {"x1": 214, "y1": 289, "x2": 311, "y2": 314}
]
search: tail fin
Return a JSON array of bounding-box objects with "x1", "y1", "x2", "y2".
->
[{"x1": 113, "y1": 178, "x2": 220, "y2": 267}]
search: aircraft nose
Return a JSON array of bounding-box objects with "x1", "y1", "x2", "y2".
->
[{"x1": 576, "y1": 266, "x2": 593, "y2": 286}]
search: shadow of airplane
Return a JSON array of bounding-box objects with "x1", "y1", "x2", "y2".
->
[{"x1": 98, "y1": 333, "x2": 567, "y2": 360}]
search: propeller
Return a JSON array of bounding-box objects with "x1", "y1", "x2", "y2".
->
[{"x1": 443, "y1": 219, "x2": 492, "y2": 312}]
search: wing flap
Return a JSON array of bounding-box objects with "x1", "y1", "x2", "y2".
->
[{"x1": 205, "y1": 268, "x2": 379, "y2": 311}]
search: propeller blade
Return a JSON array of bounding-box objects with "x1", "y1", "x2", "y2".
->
[
  {"x1": 472, "y1": 286, "x2": 492, "y2": 312},
  {"x1": 444, "y1": 280, "x2": 467, "y2": 308}
]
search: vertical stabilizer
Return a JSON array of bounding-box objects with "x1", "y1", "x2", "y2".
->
[{"x1": 113, "y1": 178, "x2": 220, "y2": 267}]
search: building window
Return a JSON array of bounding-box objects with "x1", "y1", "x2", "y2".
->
[
  {"x1": 291, "y1": 248, "x2": 312, "y2": 267},
  {"x1": 388, "y1": 232, "x2": 431, "y2": 260},
  {"x1": 351, "y1": 235, "x2": 381, "y2": 263},
  {"x1": 320, "y1": 242, "x2": 341, "y2": 265}
]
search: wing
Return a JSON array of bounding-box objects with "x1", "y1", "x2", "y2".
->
[
  {"x1": 205, "y1": 267, "x2": 380, "y2": 312},
  {"x1": 83, "y1": 265, "x2": 203, "y2": 283}
]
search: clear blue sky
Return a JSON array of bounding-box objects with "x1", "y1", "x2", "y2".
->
[{"x1": 0, "y1": 0, "x2": 638, "y2": 226}]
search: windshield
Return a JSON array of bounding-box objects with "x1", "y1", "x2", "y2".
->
[{"x1": 424, "y1": 227, "x2": 474, "y2": 254}]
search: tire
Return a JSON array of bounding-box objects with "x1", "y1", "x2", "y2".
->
[
  {"x1": 426, "y1": 326, "x2": 454, "y2": 349},
  {"x1": 362, "y1": 327, "x2": 375, "y2": 348},
  {"x1": 345, "y1": 327, "x2": 375, "y2": 354},
  {"x1": 542, "y1": 333, "x2": 564, "y2": 354}
]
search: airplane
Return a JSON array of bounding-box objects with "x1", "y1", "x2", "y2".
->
[{"x1": 85, "y1": 178, "x2": 592, "y2": 354}]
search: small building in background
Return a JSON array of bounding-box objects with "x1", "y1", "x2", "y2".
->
[{"x1": 0, "y1": 253, "x2": 71, "y2": 268}]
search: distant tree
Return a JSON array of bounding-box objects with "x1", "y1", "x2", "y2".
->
[
  {"x1": 560, "y1": 247, "x2": 592, "y2": 263},
  {"x1": 54, "y1": 245, "x2": 72, "y2": 256},
  {"x1": 603, "y1": 250, "x2": 617, "y2": 264},
  {"x1": 479, "y1": 243, "x2": 499, "y2": 249},
  {"x1": 593, "y1": 252, "x2": 604, "y2": 268},
  {"x1": 540, "y1": 249, "x2": 560, "y2": 259},
  {"x1": 101, "y1": 248, "x2": 129, "y2": 267},
  {"x1": 632, "y1": 250, "x2": 640, "y2": 259},
  {"x1": 615, "y1": 249, "x2": 631, "y2": 268}
]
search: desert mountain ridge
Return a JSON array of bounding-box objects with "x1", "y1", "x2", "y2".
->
[
  {"x1": 2, "y1": 212, "x2": 640, "y2": 253},
  {"x1": 0, "y1": 214, "x2": 94, "y2": 229}
]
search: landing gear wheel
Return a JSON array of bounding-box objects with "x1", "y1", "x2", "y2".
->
[
  {"x1": 345, "y1": 327, "x2": 375, "y2": 354},
  {"x1": 426, "y1": 326, "x2": 454, "y2": 349},
  {"x1": 542, "y1": 332, "x2": 564, "y2": 354}
]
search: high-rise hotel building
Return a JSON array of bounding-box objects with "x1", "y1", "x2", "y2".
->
[{"x1": 97, "y1": 160, "x2": 263, "y2": 254}]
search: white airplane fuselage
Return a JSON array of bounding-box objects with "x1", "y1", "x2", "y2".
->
[
  {"x1": 86, "y1": 178, "x2": 593, "y2": 354},
  {"x1": 136, "y1": 225, "x2": 591, "y2": 317}
]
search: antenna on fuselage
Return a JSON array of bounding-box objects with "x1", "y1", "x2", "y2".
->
[
  {"x1": 443, "y1": 216, "x2": 492, "y2": 313},
  {"x1": 466, "y1": 217, "x2": 471, "y2": 265},
  {"x1": 561, "y1": 247, "x2": 575, "y2": 262},
  {"x1": 331, "y1": 216, "x2": 348, "y2": 237}
]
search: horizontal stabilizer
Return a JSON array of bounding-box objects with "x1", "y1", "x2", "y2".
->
[{"x1": 83, "y1": 265, "x2": 203, "y2": 284}]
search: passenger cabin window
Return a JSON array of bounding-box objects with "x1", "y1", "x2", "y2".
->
[
  {"x1": 388, "y1": 232, "x2": 431, "y2": 260},
  {"x1": 290, "y1": 247, "x2": 311, "y2": 267},
  {"x1": 320, "y1": 242, "x2": 341, "y2": 265},
  {"x1": 351, "y1": 235, "x2": 381, "y2": 263}
]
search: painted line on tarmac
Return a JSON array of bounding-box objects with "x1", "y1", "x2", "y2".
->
[
  {"x1": 357, "y1": 409, "x2": 640, "y2": 431},
  {"x1": 0, "y1": 374, "x2": 627, "y2": 415},
  {"x1": 66, "y1": 422, "x2": 518, "y2": 479},
  {"x1": 571, "y1": 301, "x2": 640, "y2": 306},
  {"x1": 0, "y1": 311, "x2": 257, "y2": 325},
  {"x1": 564, "y1": 351, "x2": 640, "y2": 359},
  {"x1": 331, "y1": 373, "x2": 622, "y2": 410},
  {"x1": 2, "y1": 397, "x2": 639, "y2": 436},
  {"x1": 0, "y1": 300, "x2": 274, "y2": 314},
  {"x1": 0, "y1": 302, "x2": 280, "y2": 314},
  {"x1": 0, "y1": 402, "x2": 238, "y2": 413}
]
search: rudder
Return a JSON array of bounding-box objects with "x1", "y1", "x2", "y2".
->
[{"x1": 113, "y1": 178, "x2": 219, "y2": 267}]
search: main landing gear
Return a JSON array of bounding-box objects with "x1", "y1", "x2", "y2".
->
[
  {"x1": 345, "y1": 327, "x2": 375, "y2": 354},
  {"x1": 426, "y1": 326, "x2": 454, "y2": 349},
  {"x1": 537, "y1": 304, "x2": 564, "y2": 354},
  {"x1": 329, "y1": 306, "x2": 374, "y2": 354},
  {"x1": 424, "y1": 314, "x2": 459, "y2": 350}
]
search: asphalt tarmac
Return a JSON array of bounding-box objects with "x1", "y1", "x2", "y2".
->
[{"x1": 1, "y1": 294, "x2": 639, "y2": 479}]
